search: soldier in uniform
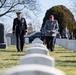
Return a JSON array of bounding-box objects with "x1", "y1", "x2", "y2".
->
[{"x1": 12, "y1": 12, "x2": 27, "y2": 52}]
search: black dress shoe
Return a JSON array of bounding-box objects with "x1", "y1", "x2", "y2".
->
[
  {"x1": 21, "y1": 48, "x2": 23, "y2": 52},
  {"x1": 48, "y1": 48, "x2": 54, "y2": 52},
  {"x1": 17, "y1": 50, "x2": 20, "y2": 52},
  {"x1": 21, "y1": 50, "x2": 23, "y2": 52},
  {"x1": 17, "y1": 49, "x2": 21, "y2": 52},
  {"x1": 51, "y1": 49, "x2": 54, "y2": 52}
]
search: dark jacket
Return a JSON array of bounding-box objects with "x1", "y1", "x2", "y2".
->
[{"x1": 12, "y1": 17, "x2": 27, "y2": 35}]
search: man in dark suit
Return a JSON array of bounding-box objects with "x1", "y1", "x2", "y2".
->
[{"x1": 12, "y1": 12, "x2": 27, "y2": 52}]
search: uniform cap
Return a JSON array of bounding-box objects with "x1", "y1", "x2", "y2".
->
[{"x1": 16, "y1": 11, "x2": 21, "y2": 14}]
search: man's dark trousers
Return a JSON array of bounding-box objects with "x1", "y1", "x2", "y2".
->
[
  {"x1": 16, "y1": 33, "x2": 24, "y2": 52},
  {"x1": 45, "y1": 36, "x2": 56, "y2": 51}
]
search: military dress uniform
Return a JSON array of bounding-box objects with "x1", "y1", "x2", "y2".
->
[{"x1": 12, "y1": 17, "x2": 27, "y2": 52}]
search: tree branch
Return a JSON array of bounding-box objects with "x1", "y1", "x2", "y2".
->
[
  {"x1": 0, "y1": 0, "x2": 7, "y2": 8},
  {"x1": 0, "y1": 0, "x2": 40, "y2": 17},
  {"x1": 0, "y1": 3, "x2": 18, "y2": 17}
]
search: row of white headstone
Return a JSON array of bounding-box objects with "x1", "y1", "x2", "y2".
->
[
  {"x1": 56, "y1": 39, "x2": 76, "y2": 52},
  {"x1": 1, "y1": 38, "x2": 65, "y2": 75},
  {"x1": 6, "y1": 37, "x2": 29, "y2": 46},
  {"x1": 6, "y1": 37, "x2": 11, "y2": 46}
]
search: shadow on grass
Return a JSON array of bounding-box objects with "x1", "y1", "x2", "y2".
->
[
  {"x1": 56, "y1": 60, "x2": 76, "y2": 67},
  {"x1": 56, "y1": 60, "x2": 76, "y2": 63},
  {"x1": 55, "y1": 52, "x2": 72, "y2": 53},
  {"x1": 61, "y1": 56, "x2": 76, "y2": 57},
  {"x1": 56, "y1": 64, "x2": 76, "y2": 67},
  {"x1": 0, "y1": 50, "x2": 16, "y2": 52},
  {"x1": 11, "y1": 54, "x2": 24, "y2": 56},
  {"x1": 3, "y1": 58, "x2": 18, "y2": 61}
]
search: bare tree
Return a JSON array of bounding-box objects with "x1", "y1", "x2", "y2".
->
[
  {"x1": 0, "y1": 0, "x2": 40, "y2": 17},
  {"x1": 32, "y1": 18, "x2": 41, "y2": 31}
]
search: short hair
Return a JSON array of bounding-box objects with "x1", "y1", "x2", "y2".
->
[{"x1": 49, "y1": 15, "x2": 54, "y2": 19}]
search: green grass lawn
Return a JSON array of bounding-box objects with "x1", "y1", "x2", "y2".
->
[
  {"x1": 50, "y1": 45, "x2": 76, "y2": 75},
  {"x1": 0, "y1": 45, "x2": 29, "y2": 72},
  {"x1": 0, "y1": 44, "x2": 76, "y2": 75}
]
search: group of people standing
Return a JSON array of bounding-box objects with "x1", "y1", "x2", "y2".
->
[
  {"x1": 61, "y1": 27, "x2": 76, "y2": 40},
  {"x1": 61, "y1": 27, "x2": 69, "y2": 39}
]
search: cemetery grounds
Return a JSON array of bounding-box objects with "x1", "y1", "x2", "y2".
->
[{"x1": 0, "y1": 44, "x2": 76, "y2": 75}]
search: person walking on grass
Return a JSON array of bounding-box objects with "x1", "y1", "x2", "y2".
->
[
  {"x1": 43, "y1": 15, "x2": 59, "y2": 51},
  {"x1": 12, "y1": 11, "x2": 27, "y2": 52}
]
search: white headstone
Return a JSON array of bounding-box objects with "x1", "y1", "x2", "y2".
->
[
  {"x1": 67, "y1": 40, "x2": 74, "y2": 50},
  {"x1": 32, "y1": 38, "x2": 43, "y2": 44},
  {"x1": 56, "y1": 39, "x2": 60, "y2": 46},
  {"x1": 29, "y1": 43, "x2": 46, "y2": 48},
  {"x1": 73, "y1": 40, "x2": 76, "y2": 52},
  {"x1": 56, "y1": 39, "x2": 69, "y2": 49},
  {"x1": 60, "y1": 39, "x2": 67, "y2": 47},
  {"x1": 6, "y1": 37, "x2": 11, "y2": 46},
  {"x1": 11, "y1": 36, "x2": 16, "y2": 45},
  {"x1": 25, "y1": 38, "x2": 29, "y2": 44},
  {"x1": 63, "y1": 39, "x2": 68, "y2": 49},
  {"x1": 2, "y1": 65, "x2": 65, "y2": 75},
  {"x1": 25, "y1": 47, "x2": 49, "y2": 55},
  {"x1": 63, "y1": 39, "x2": 67, "y2": 48},
  {"x1": 19, "y1": 54, "x2": 55, "y2": 67},
  {"x1": 33, "y1": 38, "x2": 41, "y2": 41}
]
